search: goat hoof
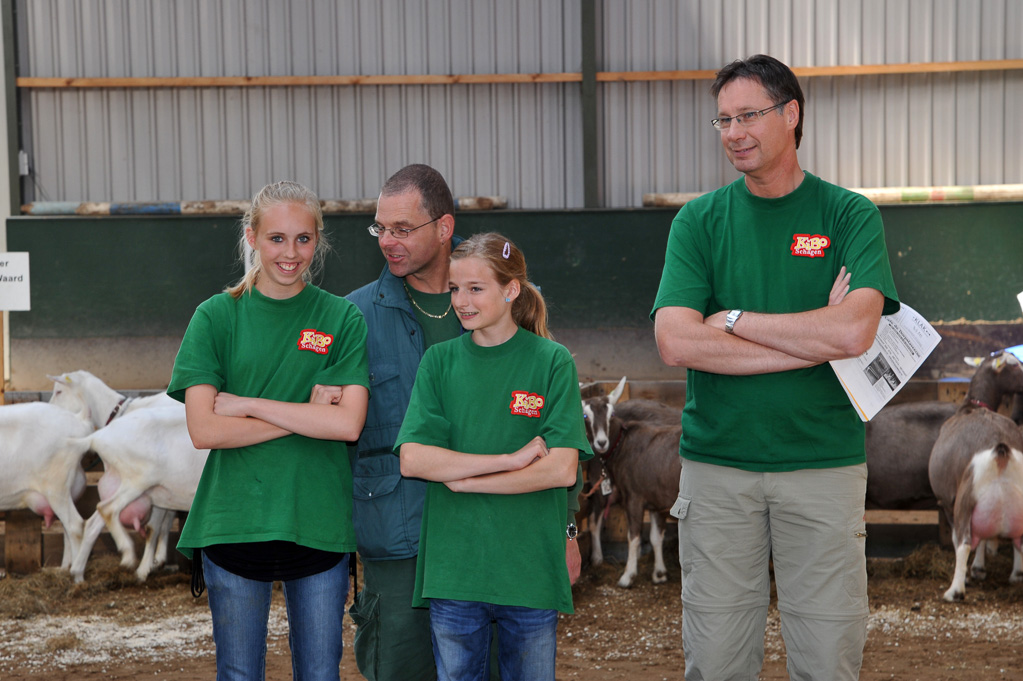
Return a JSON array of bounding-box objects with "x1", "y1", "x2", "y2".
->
[
  {"x1": 970, "y1": 567, "x2": 987, "y2": 582},
  {"x1": 591, "y1": 556, "x2": 604, "y2": 567},
  {"x1": 652, "y1": 570, "x2": 668, "y2": 584},
  {"x1": 942, "y1": 588, "x2": 964, "y2": 602},
  {"x1": 1010, "y1": 571, "x2": 1023, "y2": 585},
  {"x1": 617, "y1": 574, "x2": 635, "y2": 588}
]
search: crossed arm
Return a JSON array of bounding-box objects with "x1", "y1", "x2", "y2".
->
[
  {"x1": 399, "y1": 436, "x2": 579, "y2": 495},
  {"x1": 654, "y1": 267, "x2": 885, "y2": 376},
  {"x1": 184, "y1": 382, "x2": 369, "y2": 450}
]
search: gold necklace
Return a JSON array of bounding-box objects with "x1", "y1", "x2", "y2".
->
[{"x1": 403, "y1": 280, "x2": 452, "y2": 320}]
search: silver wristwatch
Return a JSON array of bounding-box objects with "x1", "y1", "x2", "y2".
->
[
  {"x1": 566, "y1": 523, "x2": 578, "y2": 540},
  {"x1": 725, "y1": 309, "x2": 743, "y2": 334}
]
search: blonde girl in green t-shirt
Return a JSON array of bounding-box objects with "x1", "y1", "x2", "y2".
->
[
  {"x1": 169, "y1": 181, "x2": 369, "y2": 681},
  {"x1": 399, "y1": 233, "x2": 589, "y2": 681}
]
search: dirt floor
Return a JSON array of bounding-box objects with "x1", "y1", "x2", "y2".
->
[{"x1": 1, "y1": 543, "x2": 1023, "y2": 681}]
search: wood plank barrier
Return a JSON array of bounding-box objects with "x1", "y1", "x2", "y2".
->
[
  {"x1": 3, "y1": 509, "x2": 42, "y2": 575},
  {"x1": 585, "y1": 508, "x2": 945, "y2": 559},
  {"x1": 17, "y1": 59, "x2": 1023, "y2": 90}
]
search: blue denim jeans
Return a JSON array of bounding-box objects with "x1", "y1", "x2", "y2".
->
[
  {"x1": 202, "y1": 552, "x2": 349, "y2": 681},
  {"x1": 429, "y1": 599, "x2": 557, "y2": 681}
]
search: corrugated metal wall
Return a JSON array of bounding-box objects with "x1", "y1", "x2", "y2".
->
[
  {"x1": 18, "y1": 0, "x2": 583, "y2": 208},
  {"x1": 15, "y1": 0, "x2": 1023, "y2": 208},
  {"x1": 600, "y1": 0, "x2": 1023, "y2": 205}
]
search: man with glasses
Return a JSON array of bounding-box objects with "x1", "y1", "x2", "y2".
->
[
  {"x1": 651, "y1": 55, "x2": 899, "y2": 680},
  {"x1": 345, "y1": 164, "x2": 460, "y2": 681},
  {"x1": 346, "y1": 164, "x2": 582, "y2": 681}
]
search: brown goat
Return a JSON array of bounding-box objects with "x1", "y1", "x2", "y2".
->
[
  {"x1": 581, "y1": 377, "x2": 682, "y2": 587},
  {"x1": 865, "y1": 401, "x2": 957, "y2": 510}
]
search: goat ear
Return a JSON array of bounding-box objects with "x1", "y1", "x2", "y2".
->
[
  {"x1": 608, "y1": 376, "x2": 627, "y2": 405},
  {"x1": 963, "y1": 357, "x2": 983, "y2": 368}
]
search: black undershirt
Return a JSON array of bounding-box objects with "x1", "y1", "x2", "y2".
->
[{"x1": 203, "y1": 541, "x2": 344, "y2": 582}]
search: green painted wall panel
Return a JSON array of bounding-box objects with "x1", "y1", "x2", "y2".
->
[
  {"x1": 6, "y1": 202, "x2": 1022, "y2": 340},
  {"x1": 880, "y1": 203, "x2": 1023, "y2": 321}
]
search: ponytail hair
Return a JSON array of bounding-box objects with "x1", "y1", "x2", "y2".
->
[
  {"x1": 226, "y1": 181, "x2": 328, "y2": 299},
  {"x1": 450, "y1": 232, "x2": 552, "y2": 340}
]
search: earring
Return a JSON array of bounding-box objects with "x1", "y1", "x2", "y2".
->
[{"x1": 505, "y1": 298, "x2": 511, "y2": 303}]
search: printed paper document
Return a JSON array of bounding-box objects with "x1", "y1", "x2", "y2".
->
[{"x1": 830, "y1": 303, "x2": 941, "y2": 421}]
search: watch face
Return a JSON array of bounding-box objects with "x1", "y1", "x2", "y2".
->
[{"x1": 567, "y1": 523, "x2": 578, "y2": 539}]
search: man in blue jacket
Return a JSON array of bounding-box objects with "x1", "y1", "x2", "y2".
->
[
  {"x1": 346, "y1": 164, "x2": 461, "y2": 681},
  {"x1": 347, "y1": 164, "x2": 583, "y2": 681}
]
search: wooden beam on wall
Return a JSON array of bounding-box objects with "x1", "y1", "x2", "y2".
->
[
  {"x1": 16, "y1": 59, "x2": 1023, "y2": 90},
  {"x1": 596, "y1": 58, "x2": 1023, "y2": 82},
  {"x1": 16, "y1": 72, "x2": 583, "y2": 89}
]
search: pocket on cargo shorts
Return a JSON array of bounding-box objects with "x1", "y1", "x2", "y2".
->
[
  {"x1": 349, "y1": 588, "x2": 381, "y2": 681},
  {"x1": 669, "y1": 496, "x2": 690, "y2": 521},
  {"x1": 670, "y1": 491, "x2": 690, "y2": 580}
]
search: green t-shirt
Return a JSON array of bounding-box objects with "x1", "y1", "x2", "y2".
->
[
  {"x1": 404, "y1": 284, "x2": 462, "y2": 349},
  {"x1": 394, "y1": 328, "x2": 593, "y2": 613},
  {"x1": 168, "y1": 285, "x2": 370, "y2": 558},
  {"x1": 651, "y1": 172, "x2": 899, "y2": 472}
]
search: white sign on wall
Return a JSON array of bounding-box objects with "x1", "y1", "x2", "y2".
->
[{"x1": 0, "y1": 252, "x2": 30, "y2": 310}]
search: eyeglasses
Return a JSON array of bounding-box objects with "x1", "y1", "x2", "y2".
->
[
  {"x1": 367, "y1": 216, "x2": 439, "y2": 239},
  {"x1": 711, "y1": 101, "x2": 788, "y2": 131}
]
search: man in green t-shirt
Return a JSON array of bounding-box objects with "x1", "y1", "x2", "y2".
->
[{"x1": 651, "y1": 55, "x2": 899, "y2": 681}]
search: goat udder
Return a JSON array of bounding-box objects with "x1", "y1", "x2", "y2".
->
[
  {"x1": 119, "y1": 496, "x2": 153, "y2": 535},
  {"x1": 970, "y1": 493, "x2": 1023, "y2": 542},
  {"x1": 25, "y1": 492, "x2": 56, "y2": 528}
]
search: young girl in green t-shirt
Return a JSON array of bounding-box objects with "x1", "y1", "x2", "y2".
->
[
  {"x1": 168, "y1": 181, "x2": 369, "y2": 680},
  {"x1": 396, "y1": 233, "x2": 592, "y2": 681}
]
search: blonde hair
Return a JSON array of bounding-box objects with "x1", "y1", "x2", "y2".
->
[
  {"x1": 226, "y1": 181, "x2": 328, "y2": 299},
  {"x1": 451, "y1": 232, "x2": 552, "y2": 340}
]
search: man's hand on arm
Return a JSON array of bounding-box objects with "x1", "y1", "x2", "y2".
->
[
  {"x1": 655, "y1": 268, "x2": 881, "y2": 375},
  {"x1": 707, "y1": 281, "x2": 882, "y2": 364}
]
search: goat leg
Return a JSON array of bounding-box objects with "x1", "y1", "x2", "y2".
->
[
  {"x1": 649, "y1": 512, "x2": 668, "y2": 584},
  {"x1": 1012, "y1": 542, "x2": 1023, "y2": 584}
]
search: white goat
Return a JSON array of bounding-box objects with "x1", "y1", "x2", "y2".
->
[
  {"x1": 49, "y1": 370, "x2": 177, "y2": 429},
  {"x1": 0, "y1": 401, "x2": 93, "y2": 569},
  {"x1": 928, "y1": 351, "x2": 1023, "y2": 601},
  {"x1": 69, "y1": 404, "x2": 209, "y2": 582},
  {"x1": 46, "y1": 370, "x2": 207, "y2": 583}
]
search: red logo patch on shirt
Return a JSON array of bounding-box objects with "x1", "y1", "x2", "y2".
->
[
  {"x1": 790, "y1": 234, "x2": 831, "y2": 258},
  {"x1": 297, "y1": 329, "x2": 333, "y2": 355},
  {"x1": 510, "y1": 390, "x2": 545, "y2": 418}
]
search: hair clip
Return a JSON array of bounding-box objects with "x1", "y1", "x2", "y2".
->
[{"x1": 502, "y1": 242, "x2": 511, "y2": 259}]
